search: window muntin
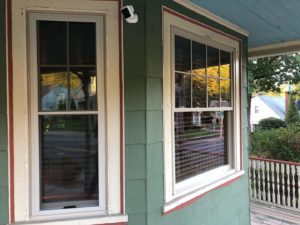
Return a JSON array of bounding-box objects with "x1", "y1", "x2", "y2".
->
[
  {"x1": 35, "y1": 19, "x2": 102, "y2": 211},
  {"x1": 174, "y1": 35, "x2": 233, "y2": 183}
]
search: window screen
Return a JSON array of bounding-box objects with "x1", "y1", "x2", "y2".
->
[{"x1": 174, "y1": 35, "x2": 232, "y2": 182}]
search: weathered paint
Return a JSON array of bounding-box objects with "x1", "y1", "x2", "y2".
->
[
  {"x1": 0, "y1": 0, "x2": 9, "y2": 225},
  {"x1": 123, "y1": 0, "x2": 250, "y2": 225}
]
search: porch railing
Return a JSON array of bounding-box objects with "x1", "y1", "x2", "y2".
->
[{"x1": 249, "y1": 157, "x2": 300, "y2": 211}]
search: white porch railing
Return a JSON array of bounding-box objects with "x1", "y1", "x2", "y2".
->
[{"x1": 249, "y1": 157, "x2": 300, "y2": 211}]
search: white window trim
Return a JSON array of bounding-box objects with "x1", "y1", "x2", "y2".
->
[
  {"x1": 163, "y1": 10, "x2": 244, "y2": 213},
  {"x1": 11, "y1": 0, "x2": 125, "y2": 224}
]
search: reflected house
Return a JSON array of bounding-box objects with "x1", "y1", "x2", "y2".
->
[{"x1": 42, "y1": 85, "x2": 86, "y2": 111}]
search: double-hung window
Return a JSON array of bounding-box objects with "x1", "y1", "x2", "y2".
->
[
  {"x1": 30, "y1": 14, "x2": 105, "y2": 212},
  {"x1": 163, "y1": 11, "x2": 243, "y2": 212}
]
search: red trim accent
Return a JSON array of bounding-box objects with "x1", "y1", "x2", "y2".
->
[
  {"x1": 93, "y1": 222, "x2": 127, "y2": 225},
  {"x1": 117, "y1": 0, "x2": 125, "y2": 214},
  {"x1": 7, "y1": 0, "x2": 15, "y2": 223},
  {"x1": 163, "y1": 175, "x2": 242, "y2": 216},
  {"x1": 250, "y1": 157, "x2": 300, "y2": 166}
]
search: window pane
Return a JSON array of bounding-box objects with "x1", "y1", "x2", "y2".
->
[
  {"x1": 175, "y1": 36, "x2": 191, "y2": 72},
  {"x1": 40, "y1": 115, "x2": 99, "y2": 210},
  {"x1": 175, "y1": 73, "x2": 191, "y2": 108},
  {"x1": 38, "y1": 21, "x2": 67, "y2": 65},
  {"x1": 69, "y1": 22, "x2": 96, "y2": 65},
  {"x1": 220, "y1": 51, "x2": 231, "y2": 79},
  {"x1": 175, "y1": 112, "x2": 228, "y2": 182},
  {"x1": 207, "y1": 46, "x2": 219, "y2": 77},
  {"x1": 40, "y1": 67, "x2": 69, "y2": 111},
  {"x1": 221, "y1": 79, "x2": 231, "y2": 107},
  {"x1": 192, "y1": 42, "x2": 206, "y2": 75},
  {"x1": 192, "y1": 75, "x2": 206, "y2": 107},
  {"x1": 207, "y1": 78, "x2": 220, "y2": 107},
  {"x1": 70, "y1": 67, "x2": 97, "y2": 110}
]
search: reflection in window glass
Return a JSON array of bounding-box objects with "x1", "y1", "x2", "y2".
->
[
  {"x1": 175, "y1": 73, "x2": 191, "y2": 108},
  {"x1": 40, "y1": 115, "x2": 99, "y2": 210},
  {"x1": 70, "y1": 68, "x2": 97, "y2": 110},
  {"x1": 40, "y1": 68, "x2": 68, "y2": 111},
  {"x1": 220, "y1": 51, "x2": 231, "y2": 79},
  {"x1": 207, "y1": 46, "x2": 219, "y2": 77},
  {"x1": 38, "y1": 21, "x2": 97, "y2": 112},
  {"x1": 220, "y1": 79, "x2": 231, "y2": 107},
  {"x1": 175, "y1": 112, "x2": 227, "y2": 182},
  {"x1": 207, "y1": 78, "x2": 219, "y2": 107},
  {"x1": 192, "y1": 75, "x2": 206, "y2": 107},
  {"x1": 175, "y1": 36, "x2": 191, "y2": 72},
  {"x1": 192, "y1": 42, "x2": 206, "y2": 75}
]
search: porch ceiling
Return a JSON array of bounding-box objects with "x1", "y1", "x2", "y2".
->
[{"x1": 188, "y1": 0, "x2": 300, "y2": 57}]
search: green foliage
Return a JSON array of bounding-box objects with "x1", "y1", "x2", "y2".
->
[
  {"x1": 250, "y1": 125, "x2": 300, "y2": 162},
  {"x1": 285, "y1": 94, "x2": 300, "y2": 125},
  {"x1": 258, "y1": 117, "x2": 285, "y2": 130},
  {"x1": 248, "y1": 54, "x2": 300, "y2": 95}
]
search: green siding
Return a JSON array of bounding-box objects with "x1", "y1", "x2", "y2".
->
[
  {"x1": 0, "y1": 1, "x2": 9, "y2": 225},
  {"x1": 124, "y1": 0, "x2": 249, "y2": 225}
]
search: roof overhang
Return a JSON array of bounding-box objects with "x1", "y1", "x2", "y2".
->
[{"x1": 175, "y1": 0, "x2": 300, "y2": 58}]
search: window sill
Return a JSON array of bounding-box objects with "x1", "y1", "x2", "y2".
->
[
  {"x1": 10, "y1": 214, "x2": 128, "y2": 225},
  {"x1": 163, "y1": 170, "x2": 245, "y2": 215}
]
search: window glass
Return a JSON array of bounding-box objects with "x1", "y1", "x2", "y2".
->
[
  {"x1": 175, "y1": 112, "x2": 227, "y2": 182},
  {"x1": 39, "y1": 21, "x2": 67, "y2": 65},
  {"x1": 192, "y1": 42, "x2": 206, "y2": 75},
  {"x1": 40, "y1": 115, "x2": 99, "y2": 210},
  {"x1": 207, "y1": 46, "x2": 219, "y2": 77},
  {"x1": 175, "y1": 73, "x2": 191, "y2": 108},
  {"x1": 175, "y1": 36, "x2": 191, "y2": 72},
  {"x1": 192, "y1": 75, "x2": 206, "y2": 107}
]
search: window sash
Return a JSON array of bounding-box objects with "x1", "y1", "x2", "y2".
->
[{"x1": 29, "y1": 13, "x2": 106, "y2": 215}]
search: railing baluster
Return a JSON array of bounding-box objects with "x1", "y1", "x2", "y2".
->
[
  {"x1": 261, "y1": 161, "x2": 266, "y2": 201},
  {"x1": 286, "y1": 164, "x2": 291, "y2": 207},
  {"x1": 276, "y1": 163, "x2": 281, "y2": 205},
  {"x1": 281, "y1": 163, "x2": 286, "y2": 206},
  {"x1": 253, "y1": 160, "x2": 257, "y2": 200},
  {"x1": 266, "y1": 161, "x2": 271, "y2": 202},
  {"x1": 257, "y1": 160, "x2": 262, "y2": 200},
  {"x1": 291, "y1": 165, "x2": 296, "y2": 208},
  {"x1": 270, "y1": 162, "x2": 275, "y2": 204}
]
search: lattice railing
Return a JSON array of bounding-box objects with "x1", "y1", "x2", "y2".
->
[{"x1": 249, "y1": 157, "x2": 300, "y2": 211}]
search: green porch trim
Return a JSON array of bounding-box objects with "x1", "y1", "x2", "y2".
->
[{"x1": 0, "y1": 0, "x2": 9, "y2": 225}]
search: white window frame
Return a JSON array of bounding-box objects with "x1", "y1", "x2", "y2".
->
[
  {"x1": 163, "y1": 10, "x2": 244, "y2": 213},
  {"x1": 11, "y1": 0, "x2": 126, "y2": 224}
]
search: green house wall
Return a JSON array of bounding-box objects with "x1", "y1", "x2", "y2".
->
[
  {"x1": 123, "y1": 1, "x2": 250, "y2": 225},
  {"x1": 0, "y1": 1, "x2": 9, "y2": 225}
]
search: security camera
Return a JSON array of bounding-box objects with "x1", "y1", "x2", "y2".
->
[{"x1": 121, "y1": 5, "x2": 138, "y2": 23}]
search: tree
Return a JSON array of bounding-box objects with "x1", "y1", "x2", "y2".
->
[
  {"x1": 248, "y1": 54, "x2": 300, "y2": 94},
  {"x1": 285, "y1": 94, "x2": 300, "y2": 125}
]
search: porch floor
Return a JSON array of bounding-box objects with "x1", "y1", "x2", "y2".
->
[{"x1": 250, "y1": 202, "x2": 300, "y2": 225}]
